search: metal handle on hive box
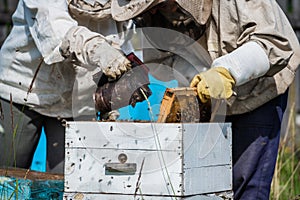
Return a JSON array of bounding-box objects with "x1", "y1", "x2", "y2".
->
[{"x1": 104, "y1": 163, "x2": 137, "y2": 175}]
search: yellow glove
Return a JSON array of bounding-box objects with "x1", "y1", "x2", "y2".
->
[{"x1": 190, "y1": 67, "x2": 235, "y2": 103}]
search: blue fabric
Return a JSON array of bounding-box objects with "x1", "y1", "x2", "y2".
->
[
  {"x1": 0, "y1": 177, "x2": 31, "y2": 199},
  {"x1": 0, "y1": 176, "x2": 63, "y2": 200},
  {"x1": 30, "y1": 180, "x2": 64, "y2": 200},
  {"x1": 226, "y1": 91, "x2": 288, "y2": 200},
  {"x1": 31, "y1": 129, "x2": 47, "y2": 172}
]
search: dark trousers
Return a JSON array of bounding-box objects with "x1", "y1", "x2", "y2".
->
[
  {"x1": 0, "y1": 98, "x2": 72, "y2": 174},
  {"x1": 226, "y1": 91, "x2": 288, "y2": 200}
]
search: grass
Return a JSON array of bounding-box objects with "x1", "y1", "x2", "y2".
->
[{"x1": 270, "y1": 82, "x2": 300, "y2": 200}]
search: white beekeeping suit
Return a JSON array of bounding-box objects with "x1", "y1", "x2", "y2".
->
[
  {"x1": 112, "y1": 0, "x2": 300, "y2": 114},
  {"x1": 0, "y1": 0, "x2": 132, "y2": 118},
  {"x1": 0, "y1": 0, "x2": 132, "y2": 173}
]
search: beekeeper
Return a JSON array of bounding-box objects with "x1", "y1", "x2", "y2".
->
[
  {"x1": 0, "y1": 0, "x2": 132, "y2": 173},
  {"x1": 111, "y1": 0, "x2": 300, "y2": 199}
]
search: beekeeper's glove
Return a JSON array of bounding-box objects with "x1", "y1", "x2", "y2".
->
[
  {"x1": 190, "y1": 41, "x2": 270, "y2": 103},
  {"x1": 190, "y1": 67, "x2": 235, "y2": 103},
  {"x1": 60, "y1": 26, "x2": 131, "y2": 80}
]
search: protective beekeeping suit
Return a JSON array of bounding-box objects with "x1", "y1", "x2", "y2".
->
[
  {"x1": 0, "y1": 0, "x2": 132, "y2": 173},
  {"x1": 111, "y1": 0, "x2": 300, "y2": 199}
]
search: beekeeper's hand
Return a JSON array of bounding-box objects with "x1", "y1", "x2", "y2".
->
[
  {"x1": 190, "y1": 41, "x2": 271, "y2": 103},
  {"x1": 190, "y1": 67, "x2": 235, "y2": 103},
  {"x1": 60, "y1": 26, "x2": 131, "y2": 80},
  {"x1": 85, "y1": 39, "x2": 132, "y2": 80}
]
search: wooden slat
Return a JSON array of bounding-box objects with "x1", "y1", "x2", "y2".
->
[
  {"x1": 0, "y1": 167, "x2": 63, "y2": 180},
  {"x1": 157, "y1": 87, "x2": 201, "y2": 123},
  {"x1": 156, "y1": 88, "x2": 176, "y2": 123}
]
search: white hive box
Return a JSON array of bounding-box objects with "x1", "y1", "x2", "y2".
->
[{"x1": 64, "y1": 122, "x2": 233, "y2": 200}]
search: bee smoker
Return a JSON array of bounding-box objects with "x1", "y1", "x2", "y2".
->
[{"x1": 93, "y1": 53, "x2": 152, "y2": 119}]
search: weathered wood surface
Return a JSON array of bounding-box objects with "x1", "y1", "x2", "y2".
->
[
  {"x1": 157, "y1": 87, "x2": 201, "y2": 122},
  {"x1": 64, "y1": 122, "x2": 232, "y2": 198},
  {"x1": 157, "y1": 87, "x2": 211, "y2": 123},
  {"x1": 0, "y1": 167, "x2": 63, "y2": 180}
]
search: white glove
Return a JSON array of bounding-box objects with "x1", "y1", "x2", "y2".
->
[
  {"x1": 60, "y1": 26, "x2": 131, "y2": 80},
  {"x1": 85, "y1": 38, "x2": 131, "y2": 80}
]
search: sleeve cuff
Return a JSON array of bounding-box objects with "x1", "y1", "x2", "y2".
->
[{"x1": 211, "y1": 41, "x2": 270, "y2": 86}]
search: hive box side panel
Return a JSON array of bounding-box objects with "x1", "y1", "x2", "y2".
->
[
  {"x1": 64, "y1": 148, "x2": 183, "y2": 195},
  {"x1": 184, "y1": 165, "x2": 232, "y2": 195},
  {"x1": 183, "y1": 123, "x2": 232, "y2": 195},
  {"x1": 66, "y1": 122, "x2": 183, "y2": 151}
]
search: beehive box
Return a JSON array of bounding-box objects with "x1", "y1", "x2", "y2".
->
[{"x1": 64, "y1": 122, "x2": 233, "y2": 199}]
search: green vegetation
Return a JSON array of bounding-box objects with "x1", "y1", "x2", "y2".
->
[{"x1": 271, "y1": 86, "x2": 300, "y2": 200}]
